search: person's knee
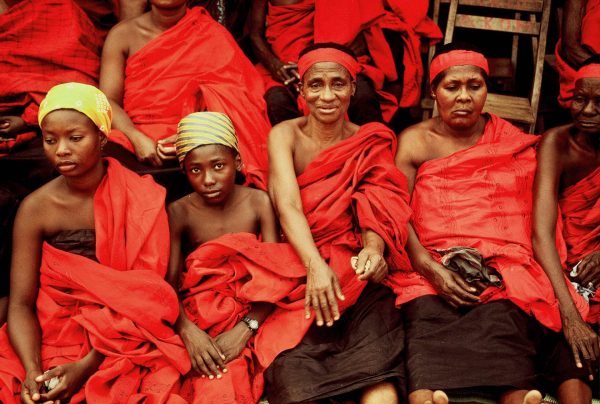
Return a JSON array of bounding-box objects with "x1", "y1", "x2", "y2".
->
[{"x1": 361, "y1": 381, "x2": 398, "y2": 404}]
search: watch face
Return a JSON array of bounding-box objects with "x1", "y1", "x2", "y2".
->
[{"x1": 248, "y1": 319, "x2": 259, "y2": 330}]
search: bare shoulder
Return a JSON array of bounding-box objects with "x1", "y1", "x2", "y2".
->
[
  {"x1": 247, "y1": 186, "x2": 272, "y2": 208},
  {"x1": 167, "y1": 194, "x2": 193, "y2": 223},
  {"x1": 269, "y1": 118, "x2": 304, "y2": 141},
  {"x1": 396, "y1": 119, "x2": 433, "y2": 160},
  {"x1": 104, "y1": 12, "x2": 148, "y2": 50},
  {"x1": 17, "y1": 178, "x2": 62, "y2": 221},
  {"x1": 539, "y1": 124, "x2": 572, "y2": 153}
]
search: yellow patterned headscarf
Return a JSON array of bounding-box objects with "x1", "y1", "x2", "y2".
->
[
  {"x1": 176, "y1": 112, "x2": 239, "y2": 166},
  {"x1": 38, "y1": 83, "x2": 112, "y2": 136}
]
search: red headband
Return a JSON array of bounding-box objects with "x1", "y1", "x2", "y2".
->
[
  {"x1": 575, "y1": 64, "x2": 600, "y2": 82},
  {"x1": 298, "y1": 48, "x2": 359, "y2": 80},
  {"x1": 429, "y1": 50, "x2": 489, "y2": 84}
]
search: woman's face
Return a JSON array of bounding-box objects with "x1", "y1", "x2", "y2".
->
[
  {"x1": 300, "y1": 61, "x2": 356, "y2": 125},
  {"x1": 433, "y1": 65, "x2": 488, "y2": 131},
  {"x1": 571, "y1": 77, "x2": 600, "y2": 135},
  {"x1": 41, "y1": 109, "x2": 105, "y2": 177}
]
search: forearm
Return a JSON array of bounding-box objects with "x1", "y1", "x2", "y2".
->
[
  {"x1": 361, "y1": 229, "x2": 385, "y2": 253},
  {"x1": 405, "y1": 223, "x2": 435, "y2": 273},
  {"x1": 79, "y1": 348, "x2": 104, "y2": 378},
  {"x1": 246, "y1": 302, "x2": 274, "y2": 323},
  {"x1": 249, "y1": 32, "x2": 284, "y2": 79},
  {"x1": 7, "y1": 304, "x2": 42, "y2": 373},
  {"x1": 108, "y1": 100, "x2": 145, "y2": 141},
  {"x1": 174, "y1": 300, "x2": 196, "y2": 335},
  {"x1": 278, "y1": 207, "x2": 322, "y2": 268},
  {"x1": 533, "y1": 236, "x2": 581, "y2": 314}
]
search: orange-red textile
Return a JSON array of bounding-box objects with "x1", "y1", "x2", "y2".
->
[
  {"x1": 0, "y1": 0, "x2": 101, "y2": 154},
  {"x1": 0, "y1": 159, "x2": 190, "y2": 403},
  {"x1": 559, "y1": 166, "x2": 600, "y2": 321},
  {"x1": 391, "y1": 115, "x2": 588, "y2": 331},
  {"x1": 178, "y1": 123, "x2": 412, "y2": 401},
  {"x1": 109, "y1": 7, "x2": 270, "y2": 188},
  {"x1": 555, "y1": 0, "x2": 600, "y2": 107},
  {"x1": 257, "y1": 0, "x2": 441, "y2": 119},
  {"x1": 179, "y1": 233, "x2": 306, "y2": 403}
]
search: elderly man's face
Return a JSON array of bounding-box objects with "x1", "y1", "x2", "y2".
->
[
  {"x1": 571, "y1": 77, "x2": 600, "y2": 135},
  {"x1": 300, "y1": 62, "x2": 356, "y2": 124}
]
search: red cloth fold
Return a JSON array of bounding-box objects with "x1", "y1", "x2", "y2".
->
[
  {"x1": 559, "y1": 166, "x2": 600, "y2": 321},
  {"x1": 0, "y1": 0, "x2": 102, "y2": 154},
  {"x1": 109, "y1": 7, "x2": 270, "y2": 188},
  {"x1": 555, "y1": 0, "x2": 600, "y2": 108},
  {"x1": 257, "y1": 0, "x2": 441, "y2": 119},
  {"x1": 0, "y1": 159, "x2": 190, "y2": 403},
  {"x1": 396, "y1": 115, "x2": 588, "y2": 331},
  {"x1": 177, "y1": 123, "x2": 412, "y2": 401}
]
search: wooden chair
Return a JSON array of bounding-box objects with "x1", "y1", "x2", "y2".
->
[{"x1": 421, "y1": 0, "x2": 552, "y2": 133}]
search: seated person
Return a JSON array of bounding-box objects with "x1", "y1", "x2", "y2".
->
[
  {"x1": 555, "y1": 0, "x2": 599, "y2": 108},
  {"x1": 393, "y1": 43, "x2": 591, "y2": 404},
  {"x1": 532, "y1": 61, "x2": 600, "y2": 398},
  {"x1": 167, "y1": 111, "x2": 290, "y2": 402},
  {"x1": 265, "y1": 43, "x2": 414, "y2": 404},
  {"x1": 249, "y1": 0, "x2": 441, "y2": 128},
  {"x1": 0, "y1": 83, "x2": 190, "y2": 403},
  {"x1": 100, "y1": 0, "x2": 271, "y2": 188}
]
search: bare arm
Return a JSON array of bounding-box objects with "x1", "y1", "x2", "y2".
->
[
  {"x1": 532, "y1": 129, "x2": 600, "y2": 370},
  {"x1": 561, "y1": 0, "x2": 593, "y2": 68},
  {"x1": 99, "y1": 23, "x2": 162, "y2": 166},
  {"x1": 249, "y1": 0, "x2": 299, "y2": 85},
  {"x1": 257, "y1": 190, "x2": 279, "y2": 242},
  {"x1": 395, "y1": 129, "x2": 480, "y2": 306},
  {"x1": 268, "y1": 125, "x2": 344, "y2": 327}
]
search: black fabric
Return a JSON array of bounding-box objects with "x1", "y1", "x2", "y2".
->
[
  {"x1": 46, "y1": 229, "x2": 97, "y2": 262},
  {"x1": 403, "y1": 295, "x2": 541, "y2": 394},
  {"x1": 265, "y1": 283, "x2": 405, "y2": 404},
  {"x1": 264, "y1": 86, "x2": 302, "y2": 126},
  {"x1": 347, "y1": 75, "x2": 384, "y2": 126}
]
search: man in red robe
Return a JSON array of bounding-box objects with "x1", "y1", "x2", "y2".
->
[
  {"x1": 101, "y1": 1, "x2": 270, "y2": 188},
  {"x1": 555, "y1": 0, "x2": 600, "y2": 107},
  {"x1": 249, "y1": 0, "x2": 441, "y2": 128}
]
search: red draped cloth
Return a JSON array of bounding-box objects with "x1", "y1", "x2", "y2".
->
[
  {"x1": 257, "y1": 0, "x2": 441, "y2": 119},
  {"x1": 391, "y1": 115, "x2": 588, "y2": 331},
  {"x1": 109, "y1": 7, "x2": 270, "y2": 188},
  {"x1": 555, "y1": 0, "x2": 600, "y2": 107},
  {"x1": 178, "y1": 123, "x2": 412, "y2": 401},
  {"x1": 0, "y1": 159, "x2": 190, "y2": 403},
  {"x1": 559, "y1": 166, "x2": 600, "y2": 322},
  {"x1": 0, "y1": 0, "x2": 101, "y2": 154}
]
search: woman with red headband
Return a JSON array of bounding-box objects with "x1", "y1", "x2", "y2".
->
[
  {"x1": 533, "y1": 59, "x2": 600, "y2": 402},
  {"x1": 265, "y1": 42, "x2": 413, "y2": 403},
  {"x1": 393, "y1": 43, "x2": 591, "y2": 404}
]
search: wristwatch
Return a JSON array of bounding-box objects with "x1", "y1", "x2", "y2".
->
[{"x1": 241, "y1": 316, "x2": 259, "y2": 333}]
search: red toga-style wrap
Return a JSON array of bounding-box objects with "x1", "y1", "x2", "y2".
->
[
  {"x1": 559, "y1": 166, "x2": 600, "y2": 323},
  {"x1": 394, "y1": 115, "x2": 588, "y2": 331},
  {"x1": 0, "y1": 159, "x2": 190, "y2": 403},
  {"x1": 109, "y1": 7, "x2": 270, "y2": 188},
  {"x1": 0, "y1": 0, "x2": 101, "y2": 154}
]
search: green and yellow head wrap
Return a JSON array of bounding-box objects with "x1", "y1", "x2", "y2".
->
[
  {"x1": 175, "y1": 112, "x2": 239, "y2": 166},
  {"x1": 38, "y1": 82, "x2": 112, "y2": 136}
]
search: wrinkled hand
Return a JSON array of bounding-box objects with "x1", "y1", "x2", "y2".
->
[
  {"x1": 420, "y1": 259, "x2": 480, "y2": 308},
  {"x1": 215, "y1": 323, "x2": 251, "y2": 364},
  {"x1": 35, "y1": 360, "x2": 90, "y2": 402},
  {"x1": 305, "y1": 257, "x2": 345, "y2": 327},
  {"x1": 130, "y1": 132, "x2": 161, "y2": 167},
  {"x1": 157, "y1": 134, "x2": 177, "y2": 161},
  {"x1": 180, "y1": 323, "x2": 226, "y2": 379},
  {"x1": 354, "y1": 247, "x2": 388, "y2": 283},
  {"x1": 0, "y1": 116, "x2": 28, "y2": 140},
  {"x1": 21, "y1": 369, "x2": 44, "y2": 404},
  {"x1": 561, "y1": 307, "x2": 600, "y2": 380},
  {"x1": 575, "y1": 251, "x2": 600, "y2": 289},
  {"x1": 274, "y1": 61, "x2": 300, "y2": 90}
]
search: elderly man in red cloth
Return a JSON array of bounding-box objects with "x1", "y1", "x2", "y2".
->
[
  {"x1": 100, "y1": 0, "x2": 270, "y2": 188},
  {"x1": 394, "y1": 43, "x2": 592, "y2": 404},
  {"x1": 265, "y1": 42, "x2": 414, "y2": 403},
  {"x1": 249, "y1": 0, "x2": 441, "y2": 130},
  {"x1": 0, "y1": 83, "x2": 190, "y2": 403},
  {"x1": 555, "y1": 0, "x2": 599, "y2": 107},
  {"x1": 533, "y1": 61, "x2": 600, "y2": 400}
]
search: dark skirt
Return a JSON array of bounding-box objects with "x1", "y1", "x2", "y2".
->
[
  {"x1": 403, "y1": 295, "x2": 592, "y2": 396},
  {"x1": 265, "y1": 283, "x2": 405, "y2": 404}
]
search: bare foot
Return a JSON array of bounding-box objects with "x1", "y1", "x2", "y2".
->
[
  {"x1": 523, "y1": 390, "x2": 542, "y2": 404},
  {"x1": 432, "y1": 390, "x2": 449, "y2": 404}
]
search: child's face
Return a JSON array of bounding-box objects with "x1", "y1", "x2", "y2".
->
[{"x1": 183, "y1": 144, "x2": 241, "y2": 205}]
